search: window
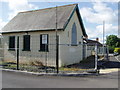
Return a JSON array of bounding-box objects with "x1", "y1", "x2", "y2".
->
[
  {"x1": 40, "y1": 34, "x2": 49, "y2": 51},
  {"x1": 71, "y1": 23, "x2": 77, "y2": 45},
  {"x1": 9, "y1": 36, "x2": 15, "y2": 50},
  {"x1": 23, "y1": 35, "x2": 30, "y2": 51}
]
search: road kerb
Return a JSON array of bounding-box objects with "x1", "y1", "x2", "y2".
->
[
  {"x1": 100, "y1": 68, "x2": 118, "y2": 74},
  {"x1": 1, "y1": 68, "x2": 98, "y2": 77},
  {"x1": 1, "y1": 68, "x2": 119, "y2": 76}
]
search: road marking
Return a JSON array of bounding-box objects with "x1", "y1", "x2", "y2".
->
[
  {"x1": 100, "y1": 68, "x2": 118, "y2": 74},
  {"x1": 115, "y1": 56, "x2": 120, "y2": 62}
]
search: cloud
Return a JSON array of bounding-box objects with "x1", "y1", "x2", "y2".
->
[
  {"x1": 91, "y1": 0, "x2": 119, "y2": 2},
  {"x1": 7, "y1": 0, "x2": 39, "y2": 20},
  {"x1": 0, "y1": 0, "x2": 39, "y2": 30},
  {"x1": 0, "y1": 0, "x2": 8, "y2": 2},
  {"x1": 86, "y1": 24, "x2": 118, "y2": 43},
  {"x1": 2, "y1": 0, "x2": 119, "y2": 2},
  {"x1": 80, "y1": 2, "x2": 117, "y2": 24},
  {"x1": 0, "y1": 18, "x2": 7, "y2": 32},
  {"x1": 80, "y1": 1, "x2": 118, "y2": 43},
  {"x1": 96, "y1": 24, "x2": 118, "y2": 35}
]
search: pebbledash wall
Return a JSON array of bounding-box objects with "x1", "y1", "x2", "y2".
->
[{"x1": 2, "y1": 10, "x2": 87, "y2": 67}]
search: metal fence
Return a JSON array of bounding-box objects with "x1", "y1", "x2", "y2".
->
[
  {"x1": 58, "y1": 44, "x2": 108, "y2": 74},
  {"x1": 0, "y1": 35, "x2": 108, "y2": 74},
  {"x1": 1, "y1": 35, "x2": 57, "y2": 73}
]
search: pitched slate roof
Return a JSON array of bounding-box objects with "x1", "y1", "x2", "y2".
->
[
  {"x1": 1, "y1": 4, "x2": 87, "y2": 37},
  {"x1": 84, "y1": 39, "x2": 103, "y2": 46}
]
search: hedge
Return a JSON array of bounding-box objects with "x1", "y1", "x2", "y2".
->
[{"x1": 114, "y1": 48, "x2": 120, "y2": 54}]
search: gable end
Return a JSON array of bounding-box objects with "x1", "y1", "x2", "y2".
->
[{"x1": 63, "y1": 4, "x2": 87, "y2": 37}]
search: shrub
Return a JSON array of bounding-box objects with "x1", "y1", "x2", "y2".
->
[
  {"x1": 114, "y1": 48, "x2": 120, "y2": 54},
  {"x1": 108, "y1": 46, "x2": 114, "y2": 53},
  {"x1": 29, "y1": 60, "x2": 44, "y2": 66},
  {"x1": 35, "y1": 60, "x2": 44, "y2": 66},
  {"x1": 29, "y1": 61, "x2": 35, "y2": 66}
]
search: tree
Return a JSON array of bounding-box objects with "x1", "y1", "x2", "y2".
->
[{"x1": 106, "y1": 35, "x2": 120, "y2": 53}]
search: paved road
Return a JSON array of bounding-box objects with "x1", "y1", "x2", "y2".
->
[
  {"x1": 98, "y1": 55, "x2": 120, "y2": 69},
  {"x1": 114, "y1": 55, "x2": 120, "y2": 62},
  {"x1": 1, "y1": 56, "x2": 119, "y2": 88},
  {"x1": 2, "y1": 70, "x2": 118, "y2": 88}
]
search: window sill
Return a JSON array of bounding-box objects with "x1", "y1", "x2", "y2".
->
[
  {"x1": 8, "y1": 49, "x2": 15, "y2": 51},
  {"x1": 22, "y1": 49, "x2": 31, "y2": 51},
  {"x1": 38, "y1": 50, "x2": 49, "y2": 52},
  {"x1": 71, "y1": 44, "x2": 78, "y2": 46}
]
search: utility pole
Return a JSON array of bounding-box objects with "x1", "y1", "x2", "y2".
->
[
  {"x1": 56, "y1": 6, "x2": 59, "y2": 74},
  {"x1": 103, "y1": 21, "x2": 105, "y2": 55}
]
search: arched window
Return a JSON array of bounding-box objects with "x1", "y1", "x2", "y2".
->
[{"x1": 71, "y1": 23, "x2": 77, "y2": 45}]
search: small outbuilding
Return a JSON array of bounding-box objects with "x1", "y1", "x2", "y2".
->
[{"x1": 1, "y1": 4, "x2": 88, "y2": 67}]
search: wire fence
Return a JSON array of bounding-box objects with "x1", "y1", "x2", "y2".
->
[{"x1": 0, "y1": 35, "x2": 108, "y2": 74}]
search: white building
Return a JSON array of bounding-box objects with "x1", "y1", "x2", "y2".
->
[{"x1": 1, "y1": 4, "x2": 88, "y2": 67}]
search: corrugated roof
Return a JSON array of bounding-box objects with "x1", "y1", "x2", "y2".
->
[{"x1": 1, "y1": 4, "x2": 87, "y2": 36}]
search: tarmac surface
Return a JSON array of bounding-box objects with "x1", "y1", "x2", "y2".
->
[
  {"x1": 1, "y1": 55, "x2": 120, "y2": 88},
  {"x1": 2, "y1": 70, "x2": 118, "y2": 88}
]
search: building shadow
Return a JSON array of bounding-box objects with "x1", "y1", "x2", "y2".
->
[{"x1": 98, "y1": 61, "x2": 120, "y2": 69}]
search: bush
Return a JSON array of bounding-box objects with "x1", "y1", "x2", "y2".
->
[
  {"x1": 108, "y1": 46, "x2": 114, "y2": 53},
  {"x1": 29, "y1": 60, "x2": 44, "y2": 66},
  {"x1": 114, "y1": 48, "x2": 120, "y2": 54}
]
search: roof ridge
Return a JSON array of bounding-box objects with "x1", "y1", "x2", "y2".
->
[{"x1": 19, "y1": 3, "x2": 78, "y2": 13}]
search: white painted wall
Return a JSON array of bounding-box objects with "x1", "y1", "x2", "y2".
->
[
  {"x1": 0, "y1": 36, "x2": 4, "y2": 60},
  {"x1": 59, "y1": 10, "x2": 84, "y2": 66},
  {"x1": 3, "y1": 31, "x2": 57, "y2": 66},
  {"x1": 2, "y1": 10, "x2": 85, "y2": 67}
]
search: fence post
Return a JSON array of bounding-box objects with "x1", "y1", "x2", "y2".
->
[
  {"x1": 106, "y1": 46, "x2": 109, "y2": 61},
  {"x1": 17, "y1": 36, "x2": 19, "y2": 70},
  {"x1": 95, "y1": 44, "x2": 98, "y2": 70},
  {"x1": 86, "y1": 44, "x2": 87, "y2": 58},
  {"x1": 56, "y1": 35, "x2": 59, "y2": 74},
  {"x1": 45, "y1": 43, "x2": 48, "y2": 73}
]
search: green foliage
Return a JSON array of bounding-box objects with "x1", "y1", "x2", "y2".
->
[
  {"x1": 108, "y1": 46, "x2": 115, "y2": 53},
  {"x1": 106, "y1": 35, "x2": 117, "y2": 46},
  {"x1": 114, "y1": 48, "x2": 120, "y2": 54},
  {"x1": 106, "y1": 35, "x2": 120, "y2": 53},
  {"x1": 116, "y1": 42, "x2": 120, "y2": 47}
]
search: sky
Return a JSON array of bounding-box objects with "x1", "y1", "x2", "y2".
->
[{"x1": 0, "y1": 0, "x2": 119, "y2": 43}]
